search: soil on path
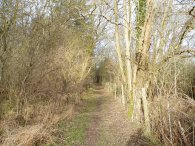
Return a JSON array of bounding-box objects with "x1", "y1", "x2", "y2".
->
[{"x1": 83, "y1": 88, "x2": 136, "y2": 146}]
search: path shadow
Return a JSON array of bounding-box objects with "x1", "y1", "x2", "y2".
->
[{"x1": 126, "y1": 129, "x2": 159, "y2": 146}]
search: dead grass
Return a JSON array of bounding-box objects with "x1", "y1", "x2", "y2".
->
[
  {"x1": 0, "y1": 92, "x2": 78, "y2": 146},
  {"x1": 2, "y1": 124, "x2": 50, "y2": 146},
  {"x1": 150, "y1": 94, "x2": 195, "y2": 145}
]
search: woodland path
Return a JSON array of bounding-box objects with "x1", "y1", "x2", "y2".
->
[{"x1": 81, "y1": 87, "x2": 136, "y2": 146}]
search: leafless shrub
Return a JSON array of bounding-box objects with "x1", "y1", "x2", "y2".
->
[
  {"x1": 150, "y1": 94, "x2": 195, "y2": 145},
  {"x1": 149, "y1": 59, "x2": 195, "y2": 145},
  {"x1": 0, "y1": 0, "x2": 95, "y2": 145}
]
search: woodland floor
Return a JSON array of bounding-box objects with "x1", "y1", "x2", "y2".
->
[{"x1": 52, "y1": 86, "x2": 158, "y2": 146}]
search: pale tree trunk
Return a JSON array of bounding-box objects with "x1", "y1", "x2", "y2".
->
[
  {"x1": 114, "y1": 0, "x2": 126, "y2": 83},
  {"x1": 114, "y1": 0, "x2": 127, "y2": 105},
  {"x1": 121, "y1": 84, "x2": 126, "y2": 105},
  {"x1": 133, "y1": 0, "x2": 156, "y2": 132},
  {"x1": 114, "y1": 83, "x2": 117, "y2": 98},
  {"x1": 133, "y1": 90, "x2": 141, "y2": 122},
  {"x1": 142, "y1": 87, "x2": 151, "y2": 134},
  {"x1": 123, "y1": 0, "x2": 133, "y2": 109}
]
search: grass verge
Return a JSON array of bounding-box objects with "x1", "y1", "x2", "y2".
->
[{"x1": 47, "y1": 91, "x2": 98, "y2": 146}]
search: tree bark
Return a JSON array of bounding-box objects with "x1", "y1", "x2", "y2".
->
[
  {"x1": 142, "y1": 87, "x2": 151, "y2": 134},
  {"x1": 114, "y1": 0, "x2": 126, "y2": 84},
  {"x1": 123, "y1": 0, "x2": 133, "y2": 113},
  {"x1": 121, "y1": 84, "x2": 126, "y2": 105},
  {"x1": 133, "y1": 0, "x2": 155, "y2": 131}
]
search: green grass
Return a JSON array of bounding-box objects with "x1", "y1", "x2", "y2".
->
[
  {"x1": 48, "y1": 92, "x2": 98, "y2": 146},
  {"x1": 63, "y1": 114, "x2": 89, "y2": 145}
]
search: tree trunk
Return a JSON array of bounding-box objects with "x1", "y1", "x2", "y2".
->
[
  {"x1": 114, "y1": 83, "x2": 117, "y2": 98},
  {"x1": 114, "y1": 0, "x2": 127, "y2": 106},
  {"x1": 121, "y1": 84, "x2": 126, "y2": 105},
  {"x1": 123, "y1": 0, "x2": 133, "y2": 116},
  {"x1": 132, "y1": 0, "x2": 155, "y2": 129},
  {"x1": 114, "y1": 0, "x2": 126, "y2": 84},
  {"x1": 142, "y1": 87, "x2": 151, "y2": 134},
  {"x1": 133, "y1": 90, "x2": 142, "y2": 122}
]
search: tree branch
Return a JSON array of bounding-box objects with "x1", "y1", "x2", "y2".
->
[{"x1": 161, "y1": 49, "x2": 195, "y2": 63}]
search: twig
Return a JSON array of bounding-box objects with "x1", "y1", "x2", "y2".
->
[
  {"x1": 178, "y1": 120, "x2": 191, "y2": 146},
  {"x1": 193, "y1": 122, "x2": 194, "y2": 146}
]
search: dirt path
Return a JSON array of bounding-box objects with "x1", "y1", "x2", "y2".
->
[{"x1": 83, "y1": 88, "x2": 135, "y2": 146}]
